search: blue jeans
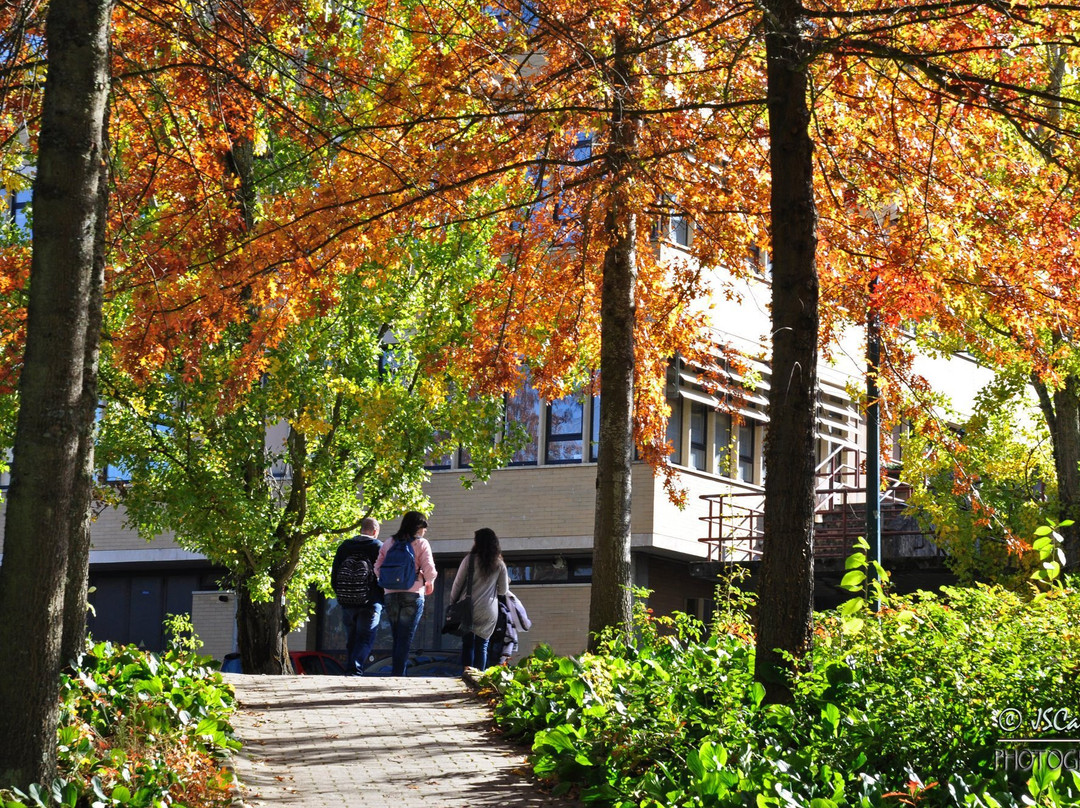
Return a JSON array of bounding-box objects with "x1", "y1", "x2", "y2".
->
[
  {"x1": 461, "y1": 632, "x2": 489, "y2": 671},
  {"x1": 384, "y1": 592, "x2": 423, "y2": 675},
  {"x1": 341, "y1": 603, "x2": 382, "y2": 675}
]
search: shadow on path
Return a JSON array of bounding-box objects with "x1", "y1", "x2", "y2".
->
[{"x1": 226, "y1": 674, "x2": 585, "y2": 808}]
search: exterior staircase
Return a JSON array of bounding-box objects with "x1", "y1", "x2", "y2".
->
[{"x1": 699, "y1": 447, "x2": 941, "y2": 564}]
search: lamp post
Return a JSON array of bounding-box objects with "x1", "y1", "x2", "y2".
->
[{"x1": 866, "y1": 276, "x2": 882, "y2": 606}]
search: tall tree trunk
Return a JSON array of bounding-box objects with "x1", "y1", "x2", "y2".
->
[
  {"x1": 588, "y1": 30, "x2": 638, "y2": 649},
  {"x1": 236, "y1": 582, "x2": 293, "y2": 675},
  {"x1": 0, "y1": 0, "x2": 112, "y2": 787},
  {"x1": 1032, "y1": 375, "x2": 1080, "y2": 568},
  {"x1": 62, "y1": 107, "x2": 110, "y2": 667},
  {"x1": 754, "y1": 0, "x2": 819, "y2": 702}
]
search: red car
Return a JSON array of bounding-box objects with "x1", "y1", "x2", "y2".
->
[
  {"x1": 289, "y1": 651, "x2": 346, "y2": 675},
  {"x1": 220, "y1": 650, "x2": 347, "y2": 675}
]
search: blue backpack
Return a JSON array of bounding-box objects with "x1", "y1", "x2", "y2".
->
[{"x1": 378, "y1": 537, "x2": 419, "y2": 590}]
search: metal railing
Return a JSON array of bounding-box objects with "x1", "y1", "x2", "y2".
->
[{"x1": 699, "y1": 449, "x2": 927, "y2": 562}]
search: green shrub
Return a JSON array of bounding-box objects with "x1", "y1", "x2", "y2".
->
[
  {"x1": 481, "y1": 565, "x2": 1080, "y2": 807},
  {"x1": 1, "y1": 629, "x2": 237, "y2": 808}
]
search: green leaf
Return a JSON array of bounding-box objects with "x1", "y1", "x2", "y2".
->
[
  {"x1": 844, "y1": 552, "x2": 867, "y2": 570},
  {"x1": 533, "y1": 728, "x2": 576, "y2": 754},
  {"x1": 687, "y1": 748, "x2": 705, "y2": 779},
  {"x1": 824, "y1": 662, "x2": 854, "y2": 686},
  {"x1": 841, "y1": 617, "x2": 865, "y2": 635},
  {"x1": 750, "y1": 682, "x2": 766, "y2": 707},
  {"x1": 840, "y1": 570, "x2": 866, "y2": 590},
  {"x1": 838, "y1": 597, "x2": 866, "y2": 616}
]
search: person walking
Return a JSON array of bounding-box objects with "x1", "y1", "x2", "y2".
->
[
  {"x1": 374, "y1": 511, "x2": 436, "y2": 676},
  {"x1": 449, "y1": 527, "x2": 508, "y2": 671},
  {"x1": 330, "y1": 517, "x2": 383, "y2": 676}
]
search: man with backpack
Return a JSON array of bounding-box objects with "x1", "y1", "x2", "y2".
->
[
  {"x1": 331, "y1": 517, "x2": 384, "y2": 675},
  {"x1": 374, "y1": 511, "x2": 437, "y2": 676}
]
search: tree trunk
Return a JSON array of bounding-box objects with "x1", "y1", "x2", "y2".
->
[
  {"x1": 236, "y1": 582, "x2": 293, "y2": 675},
  {"x1": 1032, "y1": 375, "x2": 1080, "y2": 569},
  {"x1": 588, "y1": 30, "x2": 638, "y2": 650},
  {"x1": 62, "y1": 105, "x2": 109, "y2": 667},
  {"x1": 754, "y1": 0, "x2": 819, "y2": 702},
  {"x1": 0, "y1": 0, "x2": 112, "y2": 787}
]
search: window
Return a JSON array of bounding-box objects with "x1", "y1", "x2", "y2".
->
[
  {"x1": 652, "y1": 196, "x2": 691, "y2": 247},
  {"x1": 545, "y1": 394, "x2": 583, "y2": 463},
  {"x1": 5, "y1": 188, "x2": 31, "y2": 230},
  {"x1": 506, "y1": 372, "x2": 541, "y2": 465},
  {"x1": 748, "y1": 244, "x2": 772, "y2": 276},
  {"x1": 96, "y1": 404, "x2": 132, "y2": 483},
  {"x1": 504, "y1": 557, "x2": 592, "y2": 584},
  {"x1": 589, "y1": 394, "x2": 601, "y2": 462},
  {"x1": 689, "y1": 401, "x2": 707, "y2": 470},
  {"x1": 667, "y1": 398, "x2": 683, "y2": 464},
  {"x1": 457, "y1": 445, "x2": 472, "y2": 469},
  {"x1": 424, "y1": 432, "x2": 452, "y2": 470},
  {"x1": 669, "y1": 212, "x2": 690, "y2": 246},
  {"x1": 714, "y1": 412, "x2": 732, "y2": 475},
  {"x1": 737, "y1": 421, "x2": 756, "y2": 483}
]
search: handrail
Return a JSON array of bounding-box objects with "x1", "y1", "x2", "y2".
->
[{"x1": 699, "y1": 449, "x2": 933, "y2": 561}]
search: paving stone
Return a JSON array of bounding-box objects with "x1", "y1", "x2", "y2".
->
[{"x1": 224, "y1": 674, "x2": 585, "y2": 807}]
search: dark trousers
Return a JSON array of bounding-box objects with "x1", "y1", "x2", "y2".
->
[
  {"x1": 341, "y1": 603, "x2": 382, "y2": 675},
  {"x1": 384, "y1": 592, "x2": 424, "y2": 675},
  {"x1": 461, "y1": 632, "x2": 489, "y2": 670}
]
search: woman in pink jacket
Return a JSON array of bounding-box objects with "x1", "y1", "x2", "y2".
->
[{"x1": 374, "y1": 511, "x2": 436, "y2": 675}]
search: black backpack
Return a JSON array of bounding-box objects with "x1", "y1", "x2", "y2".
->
[{"x1": 332, "y1": 541, "x2": 380, "y2": 607}]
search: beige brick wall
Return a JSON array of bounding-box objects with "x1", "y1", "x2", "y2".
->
[
  {"x1": 510, "y1": 584, "x2": 591, "y2": 657},
  {"x1": 191, "y1": 590, "x2": 310, "y2": 665},
  {"x1": 423, "y1": 464, "x2": 657, "y2": 553},
  {"x1": 0, "y1": 502, "x2": 183, "y2": 554},
  {"x1": 192, "y1": 591, "x2": 237, "y2": 661},
  {"x1": 84, "y1": 506, "x2": 181, "y2": 552}
]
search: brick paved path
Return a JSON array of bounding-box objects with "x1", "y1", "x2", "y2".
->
[{"x1": 225, "y1": 674, "x2": 584, "y2": 807}]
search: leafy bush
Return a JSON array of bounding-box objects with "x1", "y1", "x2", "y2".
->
[
  {"x1": 481, "y1": 562, "x2": 1080, "y2": 807},
  {"x1": 1, "y1": 621, "x2": 237, "y2": 808}
]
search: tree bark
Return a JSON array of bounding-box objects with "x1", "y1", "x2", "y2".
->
[
  {"x1": 62, "y1": 105, "x2": 109, "y2": 667},
  {"x1": 588, "y1": 30, "x2": 638, "y2": 650},
  {"x1": 754, "y1": 0, "x2": 819, "y2": 702},
  {"x1": 0, "y1": 0, "x2": 112, "y2": 787},
  {"x1": 1032, "y1": 375, "x2": 1080, "y2": 569}
]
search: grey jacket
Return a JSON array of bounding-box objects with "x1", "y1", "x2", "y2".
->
[{"x1": 450, "y1": 554, "x2": 509, "y2": 640}]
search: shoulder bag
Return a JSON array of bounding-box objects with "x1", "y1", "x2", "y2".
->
[{"x1": 441, "y1": 555, "x2": 474, "y2": 637}]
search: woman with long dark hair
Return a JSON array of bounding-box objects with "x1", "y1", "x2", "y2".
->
[
  {"x1": 374, "y1": 510, "x2": 437, "y2": 675},
  {"x1": 449, "y1": 527, "x2": 508, "y2": 670}
]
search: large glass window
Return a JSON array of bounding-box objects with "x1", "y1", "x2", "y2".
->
[
  {"x1": 737, "y1": 421, "x2": 756, "y2": 483},
  {"x1": 546, "y1": 394, "x2": 583, "y2": 463},
  {"x1": 667, "y1": 398, "x2": 683, "y2": 464},
  {"x1": 689, "y1": 401, "x2": 707, "y2": 470},
  {"x1": 506, "y1": 373, "x2": 541, "y2": 465}
]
